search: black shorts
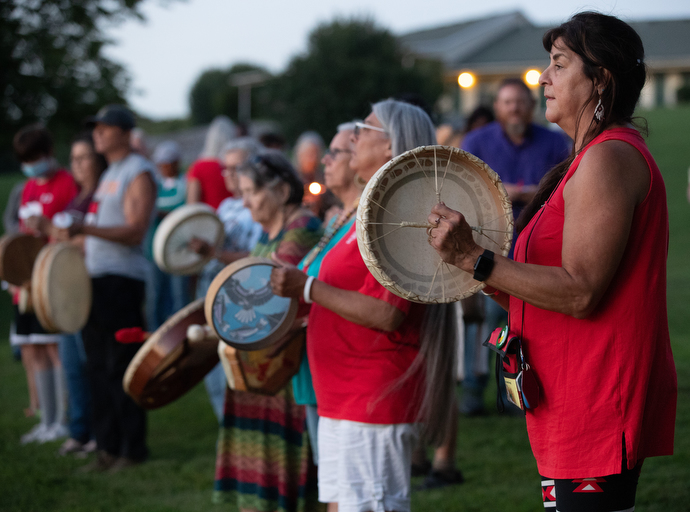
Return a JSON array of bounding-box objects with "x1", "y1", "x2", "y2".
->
[
  {"x1": 12, "y1": 305, "x2": 61, "y2": 345},
  {"x1": 541, "y1": 462, "x2": 642, "y2": 512}
]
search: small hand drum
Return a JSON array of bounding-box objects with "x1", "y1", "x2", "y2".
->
[
  {"x1": 153, "y1": 203, "x2": 224, "y2": 275},
  {"x1": 217, "y1": 327, "x2": 305, "y2": 396},
  {"x1": 357, "y1": 145, "x2": 513, "y2": 303},
  {"x1": 0, "y1": 233, "x2": 46, "y2": 286},
  {"x1": 123, "y1": 298, "x2": 220, "y2": 409},
  {"x1": 205, "y1": 257, "x2": 298, "y2": 351},
  {"x1": 31, "y1": 243, "x2": 92, "y2": 333}
]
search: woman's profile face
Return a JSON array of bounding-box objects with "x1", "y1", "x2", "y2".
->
[
  {"x1": 350, "y1": 112, "x2": 391, "y2": 183},
  {"x1": 70, "y1": 141, "x2": 98, "y2": 186},
  {"x1": 239, "y1": 173, "x2": 284, "y2": 228},
  {"x1": 540, "y1": 37, "x2": 598, "y2": 139},
  {"x1": 222, "y1": 150, "x2": 246, "y2": 195}
]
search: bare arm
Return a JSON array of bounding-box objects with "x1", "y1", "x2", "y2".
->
[
  {"x1": 270, "y1": 260, "x2": 405, "y2": 332},
  {"x1": 186, "y1": 178, "x2": 201, "y2": 204},
  {"x1": 79, "y1": 172, "x2": 156, "y2": 246},
  {"x1": 430, "y1": 140, "x2": 650, "y2": 319}
]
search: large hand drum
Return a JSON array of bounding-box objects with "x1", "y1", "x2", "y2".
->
[
  {"x1": 31, "y1": 243, "x2": 91, "y2": 333},
  {"x1": 153, "y1": 203, "x2": 224, "y2": 275},
  {"x1": 357, "y1": 145, "x2": 513, "y2": 303},
  {"x1": 205, "y1": 257, "x2": 298, "y2": 351},
  {"x1": 0, "y1": 234, "x2": 46, "y2": 286},
  {"x1": 123, "y1": 298, "x2": 220, "y2": 409}
]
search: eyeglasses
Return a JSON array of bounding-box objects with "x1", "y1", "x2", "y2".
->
[
  {"x1": 324, "y1": 148, "x2": 352, "y2": 158},
  {"x1": 354, "y1": 122, "x2": 388, "y2": 138}
]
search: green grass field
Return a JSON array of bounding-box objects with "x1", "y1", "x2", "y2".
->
[{"x1": 1, "y1": 107, "x2": 689, "y2": 511}]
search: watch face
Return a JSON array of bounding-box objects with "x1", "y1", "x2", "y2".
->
[{"x1": 473, "y1": 251, "x2": 494, "y2": 281}]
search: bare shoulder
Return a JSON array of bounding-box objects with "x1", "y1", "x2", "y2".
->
[
  {"x1": 127, "y1": 171, "x2": 156, "y2": 195},
  {"x1": 566, "y1": 139, "x2": 650, "y2": 205}
]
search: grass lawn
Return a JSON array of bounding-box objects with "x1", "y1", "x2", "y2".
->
[{"x1": 1, "y1": 106, "x2": 689, "y2": 511}]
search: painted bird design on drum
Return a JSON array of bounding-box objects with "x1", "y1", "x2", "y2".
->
[{"x1": 224, "y1": 277, "x2": 274, "y2": 323}]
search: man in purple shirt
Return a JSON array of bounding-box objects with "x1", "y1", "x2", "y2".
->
[
  {"x1": 459, "y1": 78, "x2": 570, "y2": 415},
  {"x1": 463, "y1": 78, "x2": 570, "y2": 223}
]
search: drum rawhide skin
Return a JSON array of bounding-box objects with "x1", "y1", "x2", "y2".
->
[
  {"x1": 123, "y1": 298, "x2": 220, "y2": 409},
  {"x1": 153, "y1": 203, "x2": 224, "y2": 275},
  {"x1": 357, "y1": 145, "x2": 513, "y2": 303},
  {"x1": 205, "y1": 256, "x2": 303, "y2": 395},
  {"x1": 31, "y1": 243, "x2": 91, "y2": 333},
  {"x1": 0, "y1": 233, "x2": 46, "y2": 286}
]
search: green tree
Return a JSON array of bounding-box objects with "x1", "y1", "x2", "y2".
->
[
  {"x1": 274, "y1": 18, "x2": 445, "y2": 142},
  {"x1": 0, "y1": 0, "x2": 147, "y2": 169},
  {"x1": 188, "y1": 63, "x2": 273, "y2": 126}
]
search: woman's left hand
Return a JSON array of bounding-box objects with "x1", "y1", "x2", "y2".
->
[
  {"x1": 270, "y1": 253, "x2": 308, "y2": 298},
  {"x1": 427, "y1": 203, "x2": 482, "y2": 272}
]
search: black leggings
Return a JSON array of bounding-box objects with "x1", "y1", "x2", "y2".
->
[{"x1": 540, "y1": 462, "x2": 642, "y2": 512}]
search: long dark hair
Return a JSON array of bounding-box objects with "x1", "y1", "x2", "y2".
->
[
  {"x1": 517, "y1": 12, "x2": 647, "y2": 232},
  {"x1": 72, "y1": 132, "x2": 108, "y2": 176}
]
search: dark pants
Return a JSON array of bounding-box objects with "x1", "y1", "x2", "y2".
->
[{"x1": 82, "y1": 275, "x2": 148, "y2": 461}]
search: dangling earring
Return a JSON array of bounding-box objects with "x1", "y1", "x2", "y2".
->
[
  {"x1": 594, "y1": 90, "x2": 605, "y2": 123},
  {"x1": 354, "y1": 174, "x2": 367, "y2": 190}
]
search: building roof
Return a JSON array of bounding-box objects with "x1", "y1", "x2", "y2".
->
[
  {"x1": 400, "y1": 12, "x2": 690, "y2": 73},
  {"x1": 399, "y1": 11, "x2": 530, "y2": 68}
]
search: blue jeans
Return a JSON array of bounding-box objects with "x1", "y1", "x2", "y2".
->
[
  {"x1": 59, "y1": 332, "x2": 92, "y2": 443},
  {"x1": 204, "y1": 362, "x2": 227, "y2": 423},
  {"x1": 146, "y1": 263, "x2": 190, "y2": 331},
  {"x1": 464, "y1": 296, "x2": 508, "y2": 393}
]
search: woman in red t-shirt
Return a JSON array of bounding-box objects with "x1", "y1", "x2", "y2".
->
[
  {"x1": 271, "y1": 100, "x2": 457, "y2": 512},
  {"x1": 10, "y1": 124, "x2": 78, "y2": 445},
  {"x1": 427, "y1": 13, "x2": 676, "y2": 512}
]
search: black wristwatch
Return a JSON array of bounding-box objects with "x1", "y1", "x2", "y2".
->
[{"x1": 473, "y1": 250, "x2": 495, "y2": 282}]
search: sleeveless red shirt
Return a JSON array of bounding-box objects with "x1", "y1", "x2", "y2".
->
[{"x1": 510, "y1": 128, "x2": 676, "y2": 478}]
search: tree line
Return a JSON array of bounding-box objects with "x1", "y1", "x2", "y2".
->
[{"x1": 1, "y1": 1, "x2": 445, "y2": 169}]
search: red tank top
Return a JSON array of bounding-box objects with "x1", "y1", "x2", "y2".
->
[{"x1": 510, "y1": 128, "x2": 676, "y2": 478}]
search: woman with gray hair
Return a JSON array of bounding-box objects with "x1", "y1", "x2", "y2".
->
[
  {"x1": 191, "y1": 136, "x2": 264, "y2": 422},
  {"x1": 271, "y1": 99, "x2": 458, "y2": 512},
  {"x1": 212, "y1": 149, "x2": 323, "y2": 511}
]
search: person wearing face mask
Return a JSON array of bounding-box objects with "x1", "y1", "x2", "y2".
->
[{"x1": 10, "y1": 124, "x2": 78, "y2": 444}]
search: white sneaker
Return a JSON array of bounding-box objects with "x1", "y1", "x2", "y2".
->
[
  {"x1": 20, "y1": 423, "x2": 49, "y2": 445},
  {"x1": 74, "y1": 439, "x2": 97, "y2": 459},
  {"x1": 58, "y1": 438, "x2": 84, "y2": 456},
  {"x1": 40, "y1": 423, "x2": 70, "y2": 443}
]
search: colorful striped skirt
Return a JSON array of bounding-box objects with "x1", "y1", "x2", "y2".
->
[{"x1": 213, "y1": 386, "x2": 321, "y2": 512}]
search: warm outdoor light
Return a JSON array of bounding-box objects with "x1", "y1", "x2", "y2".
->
[
  {"x1": 309, "y1": 182, "x2": 322, "y2": 195},
  {"x1": 525, "y1": 69, "x2": 541, "y2": 86},
  {"x1": 458, "y1": 72, "x2": 475, "y2": 88}
]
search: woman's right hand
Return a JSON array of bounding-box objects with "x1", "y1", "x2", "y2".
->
[
  {"x1": 270, "y1": 253, "x2": 308, "y2": 299},
  {"x1": 427, "y1": 203, "x2": 483, "y2": 273},
  {"x1": 188, "y1": 237, "x2": 212, "y2": 257}
]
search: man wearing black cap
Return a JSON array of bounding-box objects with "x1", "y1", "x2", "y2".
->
[{"x1": 58, "y1": 104, "x2": 156, "y2": 472}]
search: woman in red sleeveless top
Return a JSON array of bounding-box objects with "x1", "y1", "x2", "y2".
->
[{"x1": 427, "y1": 12, "x2": 676, "y2": 512}]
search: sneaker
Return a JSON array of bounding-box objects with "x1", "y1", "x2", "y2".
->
[
  {"x1": 78, "y1": 451, "x2": 118, "y2": 473},
  {"x1": 58, "y1": 438, "x2": 84, "y2": 456},
  {"x1": 415, "y1": 468, "x2": 465, "y2": 491},
  {"x1": 411, "y1": 460, "x2": 432, "y2": 478},
  {"x1": 20, "y1": 423, "x2": 49, "y2": 445},
  {"x1": 40, "y1": 423, "x2": 69, "y2": 443},
  {"x1": 82, "y1": 439, "x2": 97, "y2": 453},
  {"x1": 108, "y1": 456, "x2": 145, "y2": 474}
]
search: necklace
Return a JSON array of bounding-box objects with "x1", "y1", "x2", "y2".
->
[{"x1": 301, "y1": 197, "x2": 360, "y2": 269}]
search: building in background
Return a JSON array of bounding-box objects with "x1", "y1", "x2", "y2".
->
[{"x1": 400, "y1": 11, "x2": 690, "y2": 119}]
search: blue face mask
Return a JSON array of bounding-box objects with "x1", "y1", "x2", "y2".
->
[{"x1": 21, "y1": 159, "x2": 52, "y2": 178}]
